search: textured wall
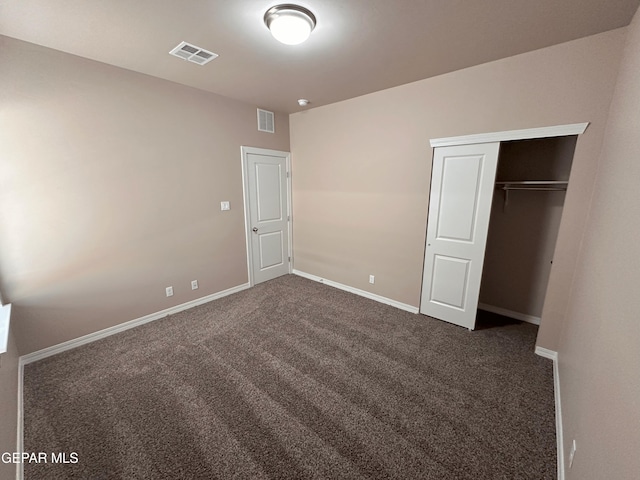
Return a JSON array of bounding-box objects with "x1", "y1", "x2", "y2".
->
[
  {"x1": 0, "y1": 36, "x2": 290, "y2": 354},
  {"x1": 290, "y1": 29, "x2": 626, "y2": 350},
  {"x1": 560, "y1": 5, "x2": 640, "y2": 479}
]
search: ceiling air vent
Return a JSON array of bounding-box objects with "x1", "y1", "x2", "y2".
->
[
  {"x1": 257, "y1": 109, "x2": 275, "y2": 133},
  {"x1": 169, "y1": 41, "x2": 218, "y2": 65}
]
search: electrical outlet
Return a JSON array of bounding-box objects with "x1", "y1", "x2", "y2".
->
[
  {"x1": 369, "y1": 275, "x2": 375, "y2": 284},
  {"x1": 191, "y1": 280, "x2": 198, "y2": 290},
  {"x1": 165, "y1": 286, "x2": 174, "y2": 297},
  {"x1": 569, "y1": 439, "x2": 577, "y2": 468},
  {"x1": 220, "y1": 201, "x2": 230, "y2": 211}
]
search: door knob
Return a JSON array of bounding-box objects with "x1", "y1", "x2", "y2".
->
[{"x1": 252, "y1": 227, "x2": 258, "y2": 233}]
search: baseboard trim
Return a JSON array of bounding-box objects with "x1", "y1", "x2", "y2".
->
[
  {"x1": 19, "y1": 282, "x2": 250, "y2": 366},
  {"x1": 478, "y1": 303, "x2": 541, "y2": 325},
  {"x1": 535, "y1": 346, "x2": 564, "y2": 480},
  {"x1": 292, "y1": 270, "x2": 419, "y2": 314},
  {"x1": 534, "y1": 346, "x2": 557, "y2": 361}
]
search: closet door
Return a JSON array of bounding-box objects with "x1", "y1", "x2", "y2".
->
[{"x1": 420, "y1": 142, "x2": 500, "y2": 329}]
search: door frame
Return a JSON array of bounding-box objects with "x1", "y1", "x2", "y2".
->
[
  {"x1": 429, "y1": 122, "x2": 588, "y2": 148},
  {"x1": 421, "y1": 122, "x2": 589, "y2": 315},
  {"x1": 241, "y1": 146, "x2": 293, "y2": 287}
]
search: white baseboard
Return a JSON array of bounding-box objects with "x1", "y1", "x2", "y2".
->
[
  {"x1": 15, "y1": 281, "x2": 250, "y2": 480},
  {"x1": 292, "y1": 270, "x2": 419, "y2": 314},
  {"x1": 478, "y1": 303, "x2": 541, "y2": 325},
  {"x1": 534, "y1": 346, "x2": 557, "y2": 361},
  {"x1": 535, "y1": 346, "x2": 563, "y2": 480},
  {"x1": 19, "y1": 282, "x2": 250, "y2": 366}
]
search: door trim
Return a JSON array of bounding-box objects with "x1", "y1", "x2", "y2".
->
[
  {"x1": 241, "y1": 146, "x2": 292, "y2": 287},
  {"x1": 430, "y1": 122, "x2": 589, "y2": 148}
]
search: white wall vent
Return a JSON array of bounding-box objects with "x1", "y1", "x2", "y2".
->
[
  {"x1": 169, "y1": 41, "x2": 218, "y2": 65},
  {"x1": 257, "y1": 109, "x2": 275, "y2": 133}
]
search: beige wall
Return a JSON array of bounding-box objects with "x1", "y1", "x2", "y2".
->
[
  {"x1": 0, "y1": 327, "x2": 19, "y2": 480},
  {"x1": 559, "y1": 6, "x2": 640, "y2": 479},
  {"x1": 290, "y1": 28, "x2": 626, "y2": 350},
  {"x1": 0, "y1": 36, "x2": 289, "y2": 354}
]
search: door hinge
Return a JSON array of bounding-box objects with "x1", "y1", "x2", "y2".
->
[
  {"x1": 288, "y1": 256, "x2": 291, "y2": 262},
  {"x1": 286, "y1": 171, "x2": 290, "y2": 178},
  {"x1": 287, "y1": 215, "x2": 290, "y2": 221}
]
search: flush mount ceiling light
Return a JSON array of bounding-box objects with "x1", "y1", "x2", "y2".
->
[{"x1": 264, "y1": 4, "x2": 316, "y2": 45}]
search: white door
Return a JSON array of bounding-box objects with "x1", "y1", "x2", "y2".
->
[
  {"x1": 243, "y1": 148, "x2": 291, "y2": 285},
  {"x1": 420, "y1": 142, "x2": 500, "y2": 329}
]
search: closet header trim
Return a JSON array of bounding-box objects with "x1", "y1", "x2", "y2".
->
[{"x1": 430, "y1": 122, "x2": 589, "y2": 148}]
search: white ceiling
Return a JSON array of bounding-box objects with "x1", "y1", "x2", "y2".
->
[{"x1": 1, "y1": 0, "x2": 638, "y2": 113}]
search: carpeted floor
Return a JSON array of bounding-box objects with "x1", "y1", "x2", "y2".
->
[{"x1": 23, "y1": 274, "x2": 556, "y2": 479}]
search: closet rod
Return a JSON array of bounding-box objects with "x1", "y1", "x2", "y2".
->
[
  {"x1": 495, "y1": 180, "x2": 568, "y2": 186},
  {"x1": 499, "y1": 184, "x2": 567, "y2": 209},
  {"x1": 499, "y1": 186, "x2": 567, "y2": 191}
]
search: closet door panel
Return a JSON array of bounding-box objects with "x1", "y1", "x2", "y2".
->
[
  {"x1": 420, "y1": 142, "x2": 500, "y2": 329},
  {"x1": 436, "y1": 156, "x2": 483, "y2": 242},
  {"x1": 430, "y1": 255, "x2": 470, "y2": 309}
]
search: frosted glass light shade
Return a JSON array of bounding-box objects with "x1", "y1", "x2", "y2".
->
[{"x1": 264, "y1": 5, "x2": 316, "y2": 45}]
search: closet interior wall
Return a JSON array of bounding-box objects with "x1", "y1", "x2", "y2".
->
[{"x1": 479, "y1": 136, "x2": 578, "y2": 323}]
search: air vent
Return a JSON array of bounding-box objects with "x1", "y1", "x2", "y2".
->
[
  {"x1": 169, "y1": 41, "x2": 218, "y2": 65},
  {"x1": 257, "y1": 109, "x2": 275, "y2": 133}
]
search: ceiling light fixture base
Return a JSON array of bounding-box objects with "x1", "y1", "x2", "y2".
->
[{"x1": 264, "y1": 4, "x2": 317, "y2": 45}]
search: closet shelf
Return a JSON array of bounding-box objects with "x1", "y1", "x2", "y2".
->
[
  {"x1": 496, "y1": 181, "x2": 568, "y2": 209},
  {"x1": 495, "y1": 180, "x2": 568, "y2": 191}
]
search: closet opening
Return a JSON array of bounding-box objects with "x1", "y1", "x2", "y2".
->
[{"x1": 476, "y1": 135, "x2": 578, "y2": 328}]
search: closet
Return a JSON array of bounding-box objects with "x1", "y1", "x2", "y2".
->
[
  {"x1": 479, "y1": 136, "x2": 576, "y2": 325},
  {"x1": 419, "y1": 124, "x2": 584, "y2": 330}
]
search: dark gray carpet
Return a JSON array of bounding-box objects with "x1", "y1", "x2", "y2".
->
[{"x1": 23, "y1": 274, "x2": 556, "y2": 479}]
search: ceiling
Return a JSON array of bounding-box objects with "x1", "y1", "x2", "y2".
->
[{"x1": 1, "y1": 0, "x2": 639, "y2": 113}]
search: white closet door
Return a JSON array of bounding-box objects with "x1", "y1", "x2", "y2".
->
[{"x1": 420, "y1": 142, "x2": 500, "y2": 329}]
